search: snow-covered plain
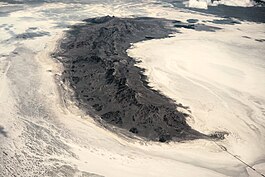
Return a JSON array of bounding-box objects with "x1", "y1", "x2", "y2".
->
[
  {"x1": 186, "y1": 0, "x2": 254, "y2": 9},
  {"x1": 0, "y1": 1, "x2": 265, "y2": 177}
]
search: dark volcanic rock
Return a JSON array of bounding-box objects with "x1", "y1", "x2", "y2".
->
[{"x1": 56, "y1": 16, "x2": 209, "y2": 142}]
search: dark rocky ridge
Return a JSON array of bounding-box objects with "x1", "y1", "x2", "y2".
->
[{"x1": 56, "y1": 16, "x2": 216, "y2": 142}]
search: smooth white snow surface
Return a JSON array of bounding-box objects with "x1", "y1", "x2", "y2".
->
[
  {"x1": 186, "y1": 0, "x2": 254, "y2": 9},
  {"x1": 0, "y1": 1, "x2": 265, "y2": 177},
  {"x1": 186, "y1": 0, "x2": 209, "y2": 9}
]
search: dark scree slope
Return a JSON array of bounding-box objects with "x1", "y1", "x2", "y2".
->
[{"x1": 56, "y1": 16, "x2": 210, "y2": 142}]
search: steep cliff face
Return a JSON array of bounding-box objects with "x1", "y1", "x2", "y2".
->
[{"x1": 56, "y1": 16, "x2": 210, "y2": 142}]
